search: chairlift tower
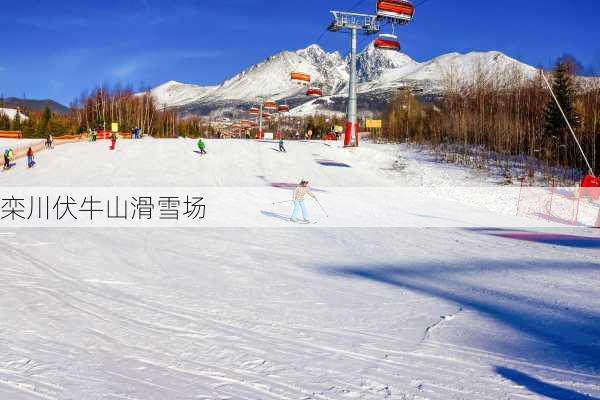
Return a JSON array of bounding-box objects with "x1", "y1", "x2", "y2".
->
[
  {"x1": 258, "y1": 101, "x2": 264, "y2": 140},
  {"x1": 328, "y1": 11, "x2": 380, "y2": 147}
]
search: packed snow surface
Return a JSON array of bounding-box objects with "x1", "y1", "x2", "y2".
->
[
  {"x1": 0, "y1": 138, "x2": 43, "y2": 150},
  {"x1": 0, "y1": 139, "x2": 598, "y2": 399}
]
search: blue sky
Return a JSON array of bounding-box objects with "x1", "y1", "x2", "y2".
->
[{"x1": 1, "y1": 0, "x2": 599, "y2": 105}]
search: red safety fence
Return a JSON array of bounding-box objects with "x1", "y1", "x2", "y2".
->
[
  {"x1": 0, "y1": 131, "x2": 23, "y2": 139},
  {"x1": 95, "y1": 131, "x2": 132, "y2": 139},
  {"x1": 580, "y1": 175, "x2": 600, "y2": 200},
  {"x1": 54, "y1": 134, "x2": 84, "y2": 141}
]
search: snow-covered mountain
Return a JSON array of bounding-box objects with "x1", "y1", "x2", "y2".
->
[
  {"x1": 353, "y1": 47, "x2": 539, "y2": 97},
  {"x1": 150, "y1": 44, "x2": 348, "y2": 112},
  {"x1": 148, "y1": 43, "x2": 540, "y2": 117},
  {"x1": 150, "y1": 81, "x2": 218, "y2": 108}
]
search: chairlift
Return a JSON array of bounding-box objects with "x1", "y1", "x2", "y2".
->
[
  {"x1": 263, "y1": 100, "x2": 278, "y2": 111},
  {"x1": 306, "y1": 87, "x2": 323, "y2": 97},
  {"x1": 374, "y1": 33, "x2": 401, "y2": 51},
  {"x1": 278, "y1": 104, "x2": 290, "y2": 113},
  {"x1": 376, "y1": 0, "x2": 415, "y2": 23},
  {"x1": 248, "y1": 107, "x2": 259, "y2": 115},
  {"x1": 291, "y1": 72, "x2": 311, "y2": 85}
]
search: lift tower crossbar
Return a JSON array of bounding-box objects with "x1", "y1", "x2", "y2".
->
[{"x1": 329, "y1": 11, "x2": 380, "y2": 147}]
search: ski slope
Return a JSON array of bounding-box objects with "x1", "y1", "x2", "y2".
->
[
  {"x1": 0, "y1": 108, "x2": 28, "y2": 121},
  {"x1": 0, "y1": 139, "x2": 598, "y2": 400}
]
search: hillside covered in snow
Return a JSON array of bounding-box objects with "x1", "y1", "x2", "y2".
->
[
  {"x1": 0, "y1": 107, "x2": 28, "y2": 121},
  {"x1": 0, "y1": 138, "x2": 598, "y2": 399}
]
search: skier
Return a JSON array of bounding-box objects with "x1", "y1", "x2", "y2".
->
[
  {"x1": 26, "y1": 147, "x2": 35, "y2": 168},
  {"x1": 3, "y1": 148, "x2": 11, "y2": 170},
  {"x1": 109, "y1": 132, "x2": 117, "y2": 150},
  {"x1": 197, "y1": 138, "x2": 207, "y2": 155},
  {"x1": 290, "y1": 179, "x2": 317, "y2": 223},
  {"x1": 92, "y1": 129, "x2": 97, "y2": 142},
  {"x1": 3, "y1": 148, "x2": 15, "y2": 170},
  {"x1": 278, "y1": 138, "x2": 287, "y2": 153}
]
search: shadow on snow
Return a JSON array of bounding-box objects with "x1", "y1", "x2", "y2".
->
[
  {"x1": 496, "y1": 367, "x2": 598, "y2": 400},
  {"x1": 467, "y1": 228, "x2": 600, "y2": 249},
  {"x1": 318, "y1": 258, "x2": 600, "y2": 391}
]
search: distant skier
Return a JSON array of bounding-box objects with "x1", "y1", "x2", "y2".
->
[
  {"x1": 45, "y1": 134, "x2": 53, "y2": 149},
  {"x1": 109, "y1": 133, "x2": 117, "y2": 150},
  {"x1": 26, "y1": 147, "x2": 35, "y2": 168},
  {"x1": 92, "y1": 129, "x2": 97, "y2": 142},
  {"x1": 197, "y1": 138, "x2": 207, "y2": 155},
  {"x1": 290, "y1": 179, "x2": 317, "y2": 223},
  {"x1": 3, "y1": 148, "x2": 12, "y2": 170},
  {"x1": 278, "y1": 139, "x2": 287, "y2": 153}
]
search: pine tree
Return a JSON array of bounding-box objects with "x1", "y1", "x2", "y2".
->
[
  {"x1": 543, "y1": 61, "x2": 580, "y2": 166},
  {"x1": 11, "y1": 111, "x2": 21, "y2": 131},
  {"x1": 37, "y1": 106, "x2": 52, "y2": 136},
  {"x1": 21, "y1": 118, "x2": 35, "y2": 138},
  {"x1": 543, "y1": 62, "x2": 579, "y2": 139}
]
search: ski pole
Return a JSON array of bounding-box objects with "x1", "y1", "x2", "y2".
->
[{"x1": 315, "y1": 198, "x2": 329, "y2": 217}]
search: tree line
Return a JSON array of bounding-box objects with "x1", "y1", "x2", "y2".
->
[
  {"x1": 1, "y1": 86, "x2": 345, "y2": 140},
  {"x1": 380, "y1": 57, "x2": 600, "y2": 182},
  {"x1": 0, "y1": 85, "x2": 187, "y2": 139}
]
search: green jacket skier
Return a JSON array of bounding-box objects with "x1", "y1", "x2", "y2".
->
[
  {"x1": 3, "y1": 148, "x2": 14, "y2": 169},
  {"x1": 197, "y1": 139, "x2": 207, "y2": 154}
]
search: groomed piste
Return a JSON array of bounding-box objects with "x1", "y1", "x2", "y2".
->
[{"x1": 0, "y1": 138, "x2": 598, "y2": 400}]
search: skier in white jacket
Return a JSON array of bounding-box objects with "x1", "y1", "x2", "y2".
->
[{"x1": 291, "y1": 179, "x2": 316, "y2": 222}]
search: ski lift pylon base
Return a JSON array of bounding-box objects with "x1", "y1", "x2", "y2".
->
[{"x1": 344, "y1": 121, "x2": 359, "y2": 147}]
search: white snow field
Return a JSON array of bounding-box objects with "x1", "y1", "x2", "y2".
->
[
  {"x1": 0, "y1": 139, "x2": 599, "y2": 400},
  {"x1": 0, "y1": 139, "x2": 44, "y2": 151}
]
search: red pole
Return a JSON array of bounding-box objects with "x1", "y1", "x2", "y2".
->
[{"x1": 344, "y1": 121, "x2": 357, "y2": 146}]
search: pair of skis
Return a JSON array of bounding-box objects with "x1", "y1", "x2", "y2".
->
[
  {"x1": 289, "y1": 219, "x2": 317, "y2": 225},
  {"x1": 272, "y1": 199, "x2": 328, "y2": 223}
]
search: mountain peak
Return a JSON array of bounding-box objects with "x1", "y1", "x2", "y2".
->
[
  {"x1": 296, "y1": 44, "x2": 329, "y2": 62},
  {"x1": 356, "y1": 41, "x2": 417, "y2": 82},
  {"x1": 299, "y1": 43, "x2": 325, "y2": 53},
  {"x1": 160, "y1": 80, "x2": 185, "y2": 87}
]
